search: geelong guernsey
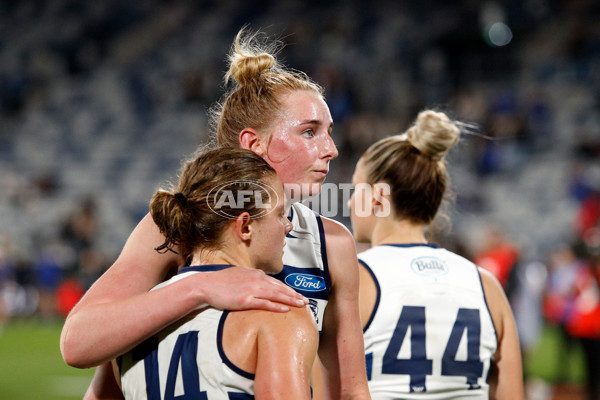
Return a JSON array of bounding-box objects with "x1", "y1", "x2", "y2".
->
[
  {"x1": 360, "y1": 244, "x2": 497, "y2": 400},
  {"x1": 273, "y1": 202, "x2": 331, "y2": 331},
  {"x1": 119, "y1": 265, "x2": 254, "y2": 400}
]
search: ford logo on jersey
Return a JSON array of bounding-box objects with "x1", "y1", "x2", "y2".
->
[
  {"x1": 285, "y1": 274, "x2": 325, "y2": 292},
  {"x1": 410, "y1": 256, "x2": 448, "y2": 277}
]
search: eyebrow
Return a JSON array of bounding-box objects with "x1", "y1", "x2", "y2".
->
[{"x1": 299, "y1": 120, "x2": 334, "y2": 129}]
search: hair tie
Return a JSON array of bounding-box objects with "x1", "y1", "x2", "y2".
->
[{"x1": 174, "y1": 192, "x2": 187, "y2": 208}]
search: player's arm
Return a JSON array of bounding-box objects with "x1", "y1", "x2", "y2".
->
[
  {"x1": 61, "y1": 213, "x2": 307, "y2": 368},
  {"x1": 318, "y1": 218, "x2": 371, "y2": 400},
  {"x1": 479, "y1": 267, "x2": 525, "y2": 400},
  {"x1": 254, "y1": 306, "x2": 318, "y2": 400},
  {"x1": 81, "y1": 361, "x2": 124, "y2": 400}
]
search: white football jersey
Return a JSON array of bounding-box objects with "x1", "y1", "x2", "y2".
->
[
  {"x1": 359, "y1": 244, "x2": 497, "y2": 400},
  {"x1": 119, "y1": 266, "x2": 255, "y2": 400},
  {"x1": 273, "y1": 202, "x2": 331, "y2": 331}
]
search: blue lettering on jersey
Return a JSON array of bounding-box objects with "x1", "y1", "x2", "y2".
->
[
  {"x1": 285, "y1": 273, "x2": 325, "y2": 292},
  {"x1": 410, "y1": 256, "x2": 448, "y2": 277}
]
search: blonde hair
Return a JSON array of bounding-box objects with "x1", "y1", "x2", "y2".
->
[
  {"x1": 210, "y1": 28, "x2": 324, "y2": 148},
  {"x1": 361, "y1": 110, "x2": 460, "y2": 224},
  {"x1": 406, "y1": 110, "x2": 460, "y2": 161}
]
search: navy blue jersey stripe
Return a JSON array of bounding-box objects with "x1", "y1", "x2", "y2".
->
[
  {"x1": 178, "y1": 264, "x2": 234, "y2": 274},
  {"x1": 315, "y1": 214, "x2": 332, "y2": 296},
  {"x1": 382, "y1": 243, "x2": 438, "y2": 249},
  {"x1": 217, "y1": 311, "x2": 255, "y2": 380},
  {"x1": 358, "y1": 258, "x2": 381, "y2": 334},
  {"x1": 476, "y1": 266, "x2": 499, "y2": 344}
]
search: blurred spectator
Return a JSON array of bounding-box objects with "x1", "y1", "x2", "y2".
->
[
  {"x1": 474, "y1": 225, "x2": 520, "y2": 298},
  {"x1": 543, "y1": 243, "x2": 581, "y2": 382},
  {"x1": 0, "y1": 237, "x2": 38, "y2": 319},
  {"x1": 34, "y1": 241, "x2": 63, "y2": 319},
  {"x1": 56, "y1": 277, "x2": 84, "y2": 318},
  {"x1": 60, "y1": 196, "x2": 98, "y2": 259},
  {"x1": 77, "y1": 248, "x2": 107, "y2": 290},
  {"x1": 568, "y1": 228, "x2": 600, "y2": 400}
]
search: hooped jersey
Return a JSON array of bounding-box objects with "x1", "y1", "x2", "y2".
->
[
  {"x1": 119, "y1": 265, "x2": 255, "y2": 400},
  {"x1": 359, "y1": 244, "x2": 497, "y2": 400},
  {"x1": 273, "y1": 202, "x2": 331, "y2": 331}
]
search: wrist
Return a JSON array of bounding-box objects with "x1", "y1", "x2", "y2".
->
[{"x1": 188, "y1": 271, "x2": 209, "y2": 310}]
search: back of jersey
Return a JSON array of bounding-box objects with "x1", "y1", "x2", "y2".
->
[
  {"x1": 360, "y1": 244, "x2": 497, "y2": 400},
  {"x1": 119, "y1": 269, "x2": 255, "y2": 400}
]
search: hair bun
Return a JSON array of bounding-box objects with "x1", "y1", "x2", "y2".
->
[
  {"x1": 406, "y1": 110, "x2": 460, "y2": 160},
  {"x1": 225, "y1": 28, "x2": 278, "y2": 86},
  {"x1": 228, "y1": 53, "x2": 275, "y2": 85}
]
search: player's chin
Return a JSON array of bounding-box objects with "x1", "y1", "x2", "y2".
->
[
  {"x1": 304, "y1": 180, "x2": 324, "y2": 196},
  {"x1": 273, "y1": 260, "x2": 284, "y2": 274}
]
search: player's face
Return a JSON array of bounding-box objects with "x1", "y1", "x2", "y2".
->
[
  {"x1": 250, "y1": 176, "x2": 293, "y2": 274},
  {"x1": 348, "y1": 160, "x2": 376, "y2": 243},
  {"x1": 262, "y1": 90, "x2": 337, "y2": 200}
]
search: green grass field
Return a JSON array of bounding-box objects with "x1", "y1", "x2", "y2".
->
[
  {"x1": 0, "y1": 319, "x2": 94, "y2": 400},
  {"x1": 524, "y1": 324, "x2": 586, "y2": 384},
  {"x1": 0, "y1": 319, "x2": 585, "y2": 399}
]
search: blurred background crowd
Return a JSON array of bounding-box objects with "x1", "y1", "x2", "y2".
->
[{"x1": 0, "y1": 0, "x2": 599, "y2": 398}]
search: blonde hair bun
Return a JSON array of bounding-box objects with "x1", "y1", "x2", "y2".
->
[
  {"x1": 406, "y1": 110, "x2": 460, "y2": 160},
  {"x1": 225, "y1": 29, "x2": 276, "y2": 86}
]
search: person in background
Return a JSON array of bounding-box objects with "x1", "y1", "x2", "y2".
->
[{"x1": 350, "y1": 110, "x2": 524, "y2": 399}]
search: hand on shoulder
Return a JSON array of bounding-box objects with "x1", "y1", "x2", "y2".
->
[{"x1": 199, "y1": 266, "x2": 308, "y2": 312}]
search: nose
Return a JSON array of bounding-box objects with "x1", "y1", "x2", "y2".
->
[
  {"x1": 285, "y1": 219, "x2": 293, "y2": 235},
  {"x1": 320, "y1": 133, "x2": 338, "y2": 160}
]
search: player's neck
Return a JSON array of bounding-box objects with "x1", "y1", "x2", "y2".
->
[
  {"x1": 190, "y1": 244, "x2": 254, "y2": 269},
  {"x1": 370, "y1": 218, "x2": 427, "y2": 247}
]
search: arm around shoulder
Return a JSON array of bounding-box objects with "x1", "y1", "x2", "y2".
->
[
  {"x1": 478, "y1": 268, "x2": 525, "y2": 400},
  {"x1": 61, "y1": 213, "x2": 308, "y2": 368},
  {"x1": 61, "y1": 213, "x2": 184, "y2": 367}
]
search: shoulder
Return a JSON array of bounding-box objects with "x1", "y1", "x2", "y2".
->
[
  {"x1": 319, "y1": 216, "x2": 359, "y2": 291},
  {"x1": 478, "y1": 267, "x2": 510, "y2": 337},
  {"x1": 261, "y1": 305, "x2": 316, "y2": 328},
  {"x1": 478, "y1": 267, "x2": 506, "y2": 300},
  {"x1": 320, "y1": 216, "x2": 354, "y2": 245},
  {"x1": 254, "y1": 306, "x2": 318, "y2": 343}
]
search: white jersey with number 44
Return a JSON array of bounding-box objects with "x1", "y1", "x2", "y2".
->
[{"x1": 360, "y1": 244, "x2": 497, "y2": 400}]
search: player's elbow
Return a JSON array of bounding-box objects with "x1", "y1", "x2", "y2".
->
[
  {"x1": 60, "y1": 320, "x2": 95, "y2": 368},
  {"x1": 60, "y1": 337, "x2": 85, "y2": 368},
  {"x1": 61, "y1": 344, "x2": 96, "y2": 369}
]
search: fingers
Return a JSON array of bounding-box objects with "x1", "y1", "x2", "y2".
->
[
  {"x1": 261, "y1": 275, "x2": 308, "y2": 307},
  {"x1": 236, "y1": 267, "x2": 308, "y2": 306},
  {"x1": 201, "y1": 266, "x2": 308, "y2": 312},
  {"x1": 240, "y1": 277, "x2": 307, "y2": 312},
  {"x1": 246, "y1": 298, "x2": 292, "y2": 313}
]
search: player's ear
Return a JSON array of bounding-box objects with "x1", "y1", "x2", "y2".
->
[
  {"x1": 372, "y1": 182, "x2": 391, "y2": 217},
  {"x1": 233, "y1": 212, "x2": 253, "y2": 242},
  {"x1": 239, "y1": 128, "x2": 266, "y2": 157}
]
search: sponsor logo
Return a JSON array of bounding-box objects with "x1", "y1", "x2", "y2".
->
[
  {"x1": 410, "y1": 256, "x2": 448, "y2": 277},
  {"x1": 285, "y1": 273, "x2": 325, "y2": 292}
]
